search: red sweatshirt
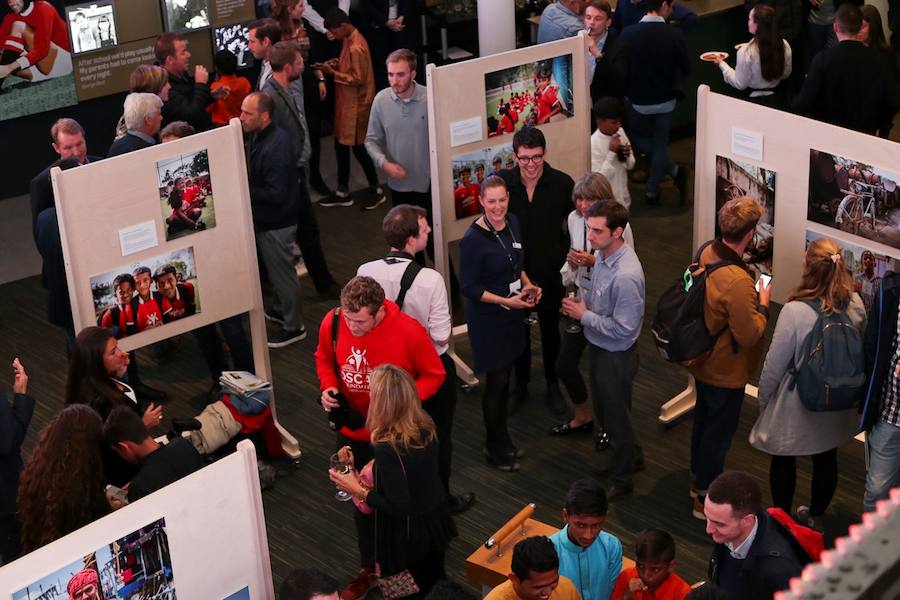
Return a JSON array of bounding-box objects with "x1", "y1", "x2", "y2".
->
[{"x1": 315, "y1": 301, "x2": 445, "y2": 441}]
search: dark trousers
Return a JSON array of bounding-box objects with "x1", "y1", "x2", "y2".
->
[
  {"x1": 337, "y1": 432, "x2": 376, "y2": 569},
  {"x1": 390, "y1": 187, "x2": 460, "y2": 299},
  {"x1": 555, "y1": 328, "x2": 589, "y2": 405},
  {"x1": 515, "y1": 305, "x2": 561, "y2": 386},
  {"x1": 589, "y1": 344, "x2": 639, "y2": 486},
  {"x1": 625, "y1": 103, "x2": 676, "y2": 198},
  {"x1": 407, "y1": 549, "x2": 447, "y2": 599},
  {"x1": 770, "y1": 448, "x2": 839, "y2": 516},
  {"x1": 422, "y1": 353, "x2": 457, "y2": 498},
  {"x1": 0, "y1": 514, "x2": 20, "y2": 566},
  {"x1": 295, "y1": 167, "x2": 336, "y2": 292},
  {"x1": 691, "y1": 380, "x2": 745, "y2": 494},
  {"x1": 335, "y1": 141, "x2": 378, "y2": 190},
  {"x1": 193, "y1": 315, "x2": 254, "y2": 385},
  {"x1": 483, "y1": 366, "x2": 514, "y2": 454},
  {"x1": 306, "y1": 100, "x2": 326, "y2": 189}
]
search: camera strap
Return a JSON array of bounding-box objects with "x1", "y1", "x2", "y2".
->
[{"x1": 383, "y1": 251, "x2": 422, "y2": 310}]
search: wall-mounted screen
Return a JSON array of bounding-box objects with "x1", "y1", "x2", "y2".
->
[{"x1": 213, "y1": 20, "x2": 253, "y2": 68}]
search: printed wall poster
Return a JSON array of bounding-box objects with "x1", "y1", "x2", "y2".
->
[
  {"x1": 485, "y1": 54, "x2": 573, "y2": 138},
  {"x1": 66, "y1": 1, "x2": 117, "y2": 54},
  {"x1": 13, "y1": 518, "x2": 177, "y2": 599},
  {"x1": 214, "y1": 21, "x2": 253, "y2": 68},
  {"x1": 163, "y1": 0, "x2": 210, "y2": 32},
  {"x1": 157, "y1": 148, "x2": 216, "y2": 241},
  {"x1": 805, "y1": 229, "x2": 900, "y2": 315},
  {"x1": 451, "y1": 143, "x2": 515, "y2": 220},
  {"x1": 808, "y1": 149, "x2": 900, "y2": 250},
  {"x1": 90, "y1": 246, "x2": 200, "y2": 339},
  {"x1": 715, "y1": 155, "x2": 776, "y2": 280}
]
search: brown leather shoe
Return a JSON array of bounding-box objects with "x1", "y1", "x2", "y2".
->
[{"x1": 342, "y1": 568, "x2": 377, "y2": 600}]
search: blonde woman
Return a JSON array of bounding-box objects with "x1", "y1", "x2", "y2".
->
[
  {"x1": 750, "y1": 237, "x2": 864, "y2": 529},
  {"x1": 114, "y1": 65, "x2": 171, "y2": 139},
  {"x1": 331, "y1": 365, "x2": 456, "y2": 598}
]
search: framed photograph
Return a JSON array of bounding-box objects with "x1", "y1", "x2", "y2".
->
[
  {"x1": 162, "y1": 0, "x2": 210, "y2": 32},
  {"x1": 214, "y1": 21, "x2": 254, "y2": 69},
  {"x1": 157, "y1": 148, "x2": 216, "y2": 242},
  {"x1": 807, "y1": 148, "x2": 900, "y2": 250},
  {"x1": 13, "y1": 518, "x2": 176, "y2": 600},
  {"x1": 66, "y1": 0, "x2": 118, "y2": 54},
  {"x1": 451, "y1": 143, "x2": 515, "y2": 220},
  {"x1": 485, "y1": 54, "x2": 574, "y2": 138},
  {"x1": 806, "y1": 229, "x2": 900, "y2": 315},
  {"x1": 90, "y1": 246, "x2": 201, "y2": 339},
  {"x1": 0, "y1": 0, "x2": 77, "y2": 120},
  {"x1": 714, "y1": 155, "x2": 776, "y2": 279}
]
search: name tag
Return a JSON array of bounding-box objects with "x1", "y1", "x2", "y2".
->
[
  {"x1": 509, "y1": 280, "x2": 522, "y2": 295},
  {"x1": 512, "y1": 242, "x2": 523, "y2": 249}
]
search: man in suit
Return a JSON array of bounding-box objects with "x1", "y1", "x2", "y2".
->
[
  {"x1": 248, "y1": 18, "x2": 281, "y2": 89},
  {"x1": 107, "y1": 92, "x2": 163, "y2": 157},
  {"x1": 263, "y1": 41, "x2": 339, "y2": 299},
  {"x1": 585, "y1": 0, "x2": 628, "y2": 105},
  {"x1": 620, "y1": 0, "x2": 691, "y2": 205},
  {"x1": 793, "y1": 3, "x2": 899, "y2": 135},
  {"x1": 358, "y1": 0, "x2": 420, "y2": 89}
]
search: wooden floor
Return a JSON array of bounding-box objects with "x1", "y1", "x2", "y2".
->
[{"x1": 0, "y1": 144, "x2": 869, "y2": 595}]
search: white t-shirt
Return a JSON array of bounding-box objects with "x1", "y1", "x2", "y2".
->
[{"x1": 590, "y1": 126, "x2": 635, "y2": 210}]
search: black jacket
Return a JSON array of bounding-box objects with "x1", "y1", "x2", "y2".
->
[
  {"x1": 34, "y1": 208, "x2": 72, "y2": 328},
  {"x1": 262, "y1": 77, "x2": 307, "y2": 168},
  {"x1": 620, "y1": 19, "x2": 691, "y2": 105},
  {"x1": 107, "y1": 132, "x2": 156, "y2": 157},
  {"x1": 163, "y1": 71, "x2": 213, "y2": 131},
  {"x1": 709, "y1": 511, "x2": 805, "y2": 600},
  {"x1": 0, "y1": 392, "x2": 35, "y2": 516},
  {"x1": 29, "y1": 156, "x2": 103, "y2": 244},
  {"x1": 793, "y1": 40, "x2": 899, "y2": 135},
  {"x1": 246, "y1": 123, "x2": 299, "y2": 231},
  {"x1": 862, "y1": 271, "x2": 900, "y2": 430},
  {"x1": 590, "y1": 32, "x2": 628, "y2": 103},
  {"x1": 128, "y1": 437, "x2": 204, "y2": 502}
]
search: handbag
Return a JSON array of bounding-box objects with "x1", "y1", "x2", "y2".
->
[{"x1": 374, "y1": 446, "x2": 420, "y2": 599}]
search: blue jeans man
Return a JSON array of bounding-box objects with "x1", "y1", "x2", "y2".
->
[{"x1": 865, "y1": 418, "x2": 900, "y2": 511}]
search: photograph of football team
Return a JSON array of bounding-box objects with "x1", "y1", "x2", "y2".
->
[
  {"x1": 807, "y1": 148, "x2": 900, "y2": 250},
  {"x1": 66, "y1": 0, "x2": 117, "y2": 54},
  {"x1": 163, "y1": 0, "x2": 209, "y2": 32},
  {"x1": 0, "y1": 0, "x2": 77, "y2": 121},
  {"x1": 451, "y1": 143, "x2": 515, "y2": 220},
  {"x1": 90, "y1": 246, "x2": 201, "y2": 340},
  {"x1": 805, "y1": 229, "x2": 900, "y2": 315},
  {"x1": 484, "y1": 54, "x2": 573, "y2": 138},
  {"x1": 157, "y1": 148, "x2": 216, "y2": 242},
  {"x1": 13, "y1": 517, "x2": 177, "y2": 600},
  {"x1": 715, "y1": 155, "x2": 776, "y2": 280}
]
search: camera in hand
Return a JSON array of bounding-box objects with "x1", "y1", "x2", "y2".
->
[{"x1": 325, "y1": 391, "x2": 367, "y2": 431}]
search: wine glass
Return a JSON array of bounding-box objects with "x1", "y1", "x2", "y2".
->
[
  {"x1": 329, "y1": 453, "x2": 353, "y2": 502},
  {"x1": 565, "y1": 284, "x2": 582, "y2": 334},
  {"x1": 523, "y1": 287, "x2": 539, "y2": 325}
]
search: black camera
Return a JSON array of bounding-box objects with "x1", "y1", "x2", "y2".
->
[{"x1": 325, "y1": 391, "x2": 366, "y2": 431}]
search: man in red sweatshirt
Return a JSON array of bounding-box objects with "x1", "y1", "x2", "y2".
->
[{"x1": 315, "y1": 275, "x2": 445, "y2": 600}]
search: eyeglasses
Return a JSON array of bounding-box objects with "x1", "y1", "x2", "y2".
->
[{"x1": 516, "y1": 154, "x2": 544, "y2": 165}]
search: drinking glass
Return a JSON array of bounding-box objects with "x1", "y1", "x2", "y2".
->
[
  {"x1": 565, "y1": 284, "x2": 582, "y2": 334},
  {"x1": 329, "y1": 453, "x2": 353, "y2": 502}
]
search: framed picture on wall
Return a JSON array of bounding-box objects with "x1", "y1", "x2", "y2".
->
[
  {"x1": 714, "y1": 155, "x2": 777, "y2": 279},
  {"x1": 213, "y1": 21, "x2": 255, "y2": 68},
  {"x1": 162, "y1": 0, "x2": 210, "y2": 32},
  {"x1": 484, "y1": 54, "x2": 574, "y2": 138},
  {"x1": 451, "y1": 143, "x2": 515, "y2": 220},
  {"x1": 807, "y1": 148, "x2": 900, "y2": 250},
  {"x1": 66, "y1": 0, "x2": 118, "y2": 54},
  {"x1": 13, "y1": 518, "x2": 176, "y2": 600}
]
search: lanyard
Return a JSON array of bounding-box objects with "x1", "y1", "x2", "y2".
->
[{"x1": 483, "y1": 216, "x2": 520, "y2": 280}]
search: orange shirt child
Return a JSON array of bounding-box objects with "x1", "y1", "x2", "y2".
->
[
  {"x1": 611, "y1": 566, "x2": 691, "y2": 600},
  {"x1": 209, "y1": 74, "x2": 251, "y2": 126}
]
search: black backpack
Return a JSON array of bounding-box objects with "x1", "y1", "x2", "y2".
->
[
  {"x1": 788, "y1": 299, "x2": 866, "y2": 411},
  {"x1": 651, "y1": 241, "x2": 741, "y2": 365}
]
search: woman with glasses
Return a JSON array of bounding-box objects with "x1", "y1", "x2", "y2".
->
[{"x1": 459, "y1": 175, "x2": 541, "y2": 472}]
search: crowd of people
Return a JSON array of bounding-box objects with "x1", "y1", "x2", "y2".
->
[{"x1": 5, "y1": 0, "x2": 900, "y2": 598}]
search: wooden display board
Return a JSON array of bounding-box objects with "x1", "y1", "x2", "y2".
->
[
  {"x1": 660, "y1": 86, "x2": 900, "y2": 423},
  {"x1": 0, "y1": 441, "x2": 274, "y2": 599},
  {"x1": 425, "y1": 34, "x2": 592, "y2": 383},
  {"x1": 52, "y1": 120, "x2": 299, "y2": 457}
]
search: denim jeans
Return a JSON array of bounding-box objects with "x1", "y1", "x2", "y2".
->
[
  {"x1": 691, "y1": 380, "x2": 745, "y2": 494},
  {"x1": 625, "y1": 103, "x2": 676, "y2": 197},
  {"x1": 256, "y1": 225, "x2": 304, "y2": 331},
  {"x1": 864, "y1": 418, "x2": 900, "y2": 512}
]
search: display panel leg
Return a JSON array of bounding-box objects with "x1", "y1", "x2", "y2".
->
[
  {"x1": 659, "y1": 378, "x2": 760, "y2": 425},
  {"x1": 450, "y1": 324, "x2": 479, "y2": 386}
]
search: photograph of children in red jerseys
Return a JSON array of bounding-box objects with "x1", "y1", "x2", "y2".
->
[
  {"x1": 451, "y1": 143, "x2": 514, "y2": 220},
  {"x1": 13, "y1": 518, "x2": 177, "y2": 600},
  {"x1": 0, "y1": 0, "x2": 77, "y2": 120},
  {"x1": 485, "y1": 54, "x2": 573, "y2": 138},
  {"x1": 156, "y1": 148, "x2": 216, "y2": 242},
  {"x1": 90, "y1": 246, "x2": 201, "y2": 340}
]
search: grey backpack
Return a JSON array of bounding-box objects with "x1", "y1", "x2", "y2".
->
[{"x1": 789, "y1": 299, "x2": 866, "y2": 412}]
